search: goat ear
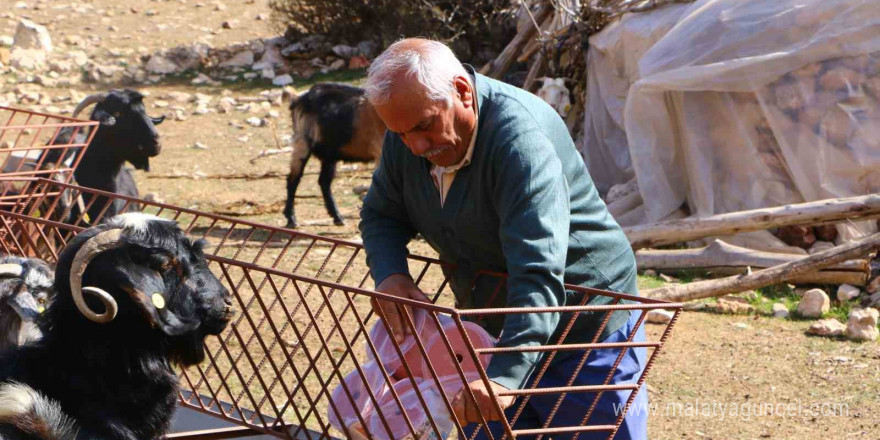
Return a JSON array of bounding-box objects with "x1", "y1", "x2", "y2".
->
[
  {"x1": 151, "y1": 115, "x2": 166, "y2": 125},
  {"x1": 117, "y1": 258, "x2": 199, "y2": 336},
  {"x1": 93, "y1": 109, "x2": 117, "y2": 126}
]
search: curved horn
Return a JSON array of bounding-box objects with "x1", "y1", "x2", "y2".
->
[
  {"x1": 0, "y1": 263, "x2": 23, "y2": 277},
  {"x1": 72, "y1": 93, "x2": 108, "y2": 119},
  {"x1": 69, "y1": 228, "x2": 125, "y2": 323}
]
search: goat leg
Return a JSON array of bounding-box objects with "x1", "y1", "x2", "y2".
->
[
  {"x1": 318, "y1": 160, "x2": 345, "y2": 226},
  {"x1": 284, "y1": 151, "x2": 311, "y2": 229}
]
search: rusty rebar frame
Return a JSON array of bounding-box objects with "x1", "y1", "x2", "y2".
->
[{"x1": 0, "y1": 178, "x2": 682, "y2": 440}]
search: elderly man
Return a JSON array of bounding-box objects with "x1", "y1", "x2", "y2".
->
[{"x1": 359, "y1": 38, "x2": 647, "y2": 439}]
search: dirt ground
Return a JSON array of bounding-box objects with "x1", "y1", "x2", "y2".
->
[{"x1": 2, "y1": 1, "x2": 878, "y2": 438}]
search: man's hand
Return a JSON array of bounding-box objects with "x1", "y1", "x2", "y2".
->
[
  {"x1": 452, "y1": 379, "x2": 515, "y2": 425},
  {"x1": 372, "y1": 273, "x2": 430, "y2": 343}
]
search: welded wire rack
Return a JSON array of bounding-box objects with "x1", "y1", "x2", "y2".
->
[
  {"x1": 0, "y1": 177, "x2": 682, "y2": 440},
  {"x1": 0, "y1": 107, "x2": 97, "y2": 208}
]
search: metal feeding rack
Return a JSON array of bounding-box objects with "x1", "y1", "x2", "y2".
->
[
  {"x1": 0, "y1": 107, "x2": 97, "y2": 209},
  {"x1": 0, "y1": 108, "x2": 681, "y2": 440}
]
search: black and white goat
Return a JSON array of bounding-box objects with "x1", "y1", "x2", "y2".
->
[
  {"x1": 46, "y1": 90, "x2": 165, "y2": 223},
  {"x1": 0, "y1": 257, "x2": 55, "y2": 351},
  {"x1": 0, "y1": 213, "x2": 233, "y2": 440},
  {"x1": 284, "y1": 83, "x2": 386, "y2": 228}
]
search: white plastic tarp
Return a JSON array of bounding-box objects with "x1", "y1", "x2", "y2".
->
[{"x1": 621, "y1": 0, "x2": 879, "y2": 241}]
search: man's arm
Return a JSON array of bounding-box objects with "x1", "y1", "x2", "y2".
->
[
  {"x1": 359, "y1": 137, "x2": 417, "y2": 288},
  {"x1": 487, "y1": 130, "x2": 570, "y2": 391}
]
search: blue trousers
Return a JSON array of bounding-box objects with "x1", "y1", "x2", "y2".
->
[{"x1": 468, "y1": 311, "x2": 648, "y2": 440}]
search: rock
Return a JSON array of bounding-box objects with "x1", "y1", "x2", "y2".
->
[
  {"x1": 280, "y1": 35, "x2": 329, "y2": 58},
  {"x1": 145, "y1": 55, "x2": 178, "y2": 74},
  {"x1": 331, "y1": 44, "x2": 358, "y2": 59},
  {"x1": 772, "y1": 303, "x2": 789, "y2": 318},
  {"x1": 348, "y1": 55, "x2": 370, "y2": 70},
  {"x1": 646, "y1": 309, "x2": 674, "y2": 324},
  {"x1": 807, "y1": 319, "x2": 846, "y2": 337},
  {"x1": 837, "y1": 284, "x2": 861, "y2": 302},
  {"x1": 642, "y1": 269, "x2": 657, "y2": 277},
  {"x1": 217, "y1": 97, "x2": 236, "y2": 113},
  {"x1": 0, "y1": 36, "x2": 13, "y2": 48},
  {"x1": 712, "y1": 296, "x2": 755, "y2": 315},
  {"x1": 48, "y1": 59, "x2": 72, "y2": 73},
  {"x1": 63, "y1": 35, "x2": 84, "y2": 46},
  {"x1": 797, "y1": 289, "x2": 830, "y2": 318},
  {"x1": 261, "y1": 68, "x2": 275, "y2": 79},
  {"x1": 191, "y1": 73, "x2": 218, "y2": 85},
  {"x1": 867, "y1": 276, "x2": 880, "y2": 294},
  {"x1": 12, "y1": 19, "x2": 52, "y2": 52},
  {"x1": 214, "y1": 2, "x2": 227, "y2": 11},
  {"x1": 166, "y1": 91, "x2": 192, "y2": 103},
  {"x1": 68, "y1": 50, "x2": 88, "y2": 67},
  {"x1": 10, "y1": 48, "x2": 46, "y2": 70},
  {"x1": 221, "y1": 20, "x2": 237, "y2": 30},
  {"x1": 153, "y1": 100, "x2": 169, "y2": 108},
  {"x1": 808, "y1": 240, "x2": 835, "y2": 254},
  {"x1": 732, "y1": 322, "x2": 749, "y2": 330},
  {"x1": 356, "y1": 40, "x2": 379, "y2": 58},
  {"x1": 193, "y1": 105, "x2": 210, "y2": 115},
  {"x1": 163, "y1": 44, "x2": 209, "y2": 72},
  {"x1": 845, "y1": 308, "x2": 879, "y2": 341},
  {"x1": 266, "y1": 109, "x2": 280, "y2": 118},
  {"x1": 219, "y1": 50, "x2": 254, "y2": 68},
  {"x1": 246, "y1": 116, "x2": 264, "y2": 127},
  {"x1": 252, "y1": 45, "x2": 284, "y2": 70},
  {"x1": 272, "y1": 74, "x2": 293, "y2": 87},
  {"x1": 191, "y1": 142, "x2": 210, "y2": 150},
  {"x1": 256, "y1": 13, "x2": 269, "y2": 21},
  {"x1": 658, "y1": 273, "x2": 678, "y2": 283}
]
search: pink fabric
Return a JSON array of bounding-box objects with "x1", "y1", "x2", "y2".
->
[{"x1": 328, "y1": 310, "x2": 496, "y2": 439}]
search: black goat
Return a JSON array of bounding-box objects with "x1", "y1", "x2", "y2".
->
[
  {"x1": 284, "y1": 83, "x2": 386, "y2": 228},
  {"x1": 0, "y1": 257, "x2": 55, "y2": 351},
  {"x1": 46, "y1": 90, "x2": 165, "y2": 223},
  {"x1": 0, "y1": 213, "x2": 233, "y2": 440}
]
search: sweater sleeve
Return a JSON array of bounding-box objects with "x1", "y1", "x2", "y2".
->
[
  {"x1": 486, "y1": 130, "x2": 569, "y2": 390},
  {"x1": 359, "y1": 137, "x2": 417, "y2": 287}
]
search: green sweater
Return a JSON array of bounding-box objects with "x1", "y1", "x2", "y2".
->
[{"x1": 359, "y1": 67, "x2": 637, "y2": 390}]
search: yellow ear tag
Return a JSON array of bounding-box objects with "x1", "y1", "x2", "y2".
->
[
  {"x1": 37, "y1": 306, "x2": 45, "y2": 314},
  {"x1": 152, "y1": 293, "x2": 166, "y2": 309}
]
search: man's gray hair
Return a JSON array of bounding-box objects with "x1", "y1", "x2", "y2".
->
[{"x1": 364, "y1": 39, "x2": 468, "y2": 106}]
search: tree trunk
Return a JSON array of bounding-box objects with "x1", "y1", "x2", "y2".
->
[
  {"x1": 644, "y1": 233, "x2": 880, "y2": 302},
  {"x1": 625, "y1": 194, "x2": 880, "y2": 249}
]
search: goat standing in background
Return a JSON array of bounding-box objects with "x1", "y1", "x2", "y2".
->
[
  {"x1": 45, "y1": 90, "x2": 165, "y2": 223},
  {"x1": 0, "y1": 213, "x2": 233, "y2": 440},
  {"x1": 284, "y1": 83, "x2": 386, "y2": 228},
  {"x1": 0, "y1": 257, "x2": 54, "y2": 351}
]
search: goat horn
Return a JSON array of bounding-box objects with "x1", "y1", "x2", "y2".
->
[
  {"x1": 69, "y1": 228, "x2": 124, "y2": 323},
  {"x1": 72, "y1": 93, "x2": 108, "y2": 119},
  {"x1": 0, "y1": 263, "x2": 23, "y2": 277}
]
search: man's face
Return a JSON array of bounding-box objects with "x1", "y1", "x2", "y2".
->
[{"x1": 373, "y1": 75, "x2": 476, "y2": 167}]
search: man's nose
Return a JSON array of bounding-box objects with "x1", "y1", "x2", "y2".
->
[{"x1": 405, "y1": 135, "x2": 431, "y2": 156}]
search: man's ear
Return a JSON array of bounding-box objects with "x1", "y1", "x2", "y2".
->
[{"x1": 454, "y1": 75, "x2": 474, "y2": 109}]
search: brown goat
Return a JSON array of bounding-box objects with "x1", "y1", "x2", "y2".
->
[{"x1": 284, "y1": 83, "x2": 385, "y2": 228}]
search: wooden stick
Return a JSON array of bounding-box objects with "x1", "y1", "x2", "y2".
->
[
  {"x1": 644, "y1": 232, "x2": 880, "y2": 302},
  {"x1": 480, "y1": 4, "x2": 551, "y2": 78},
  {"x1": 636, "y1": 240, "x2": 868, "y2": 272},
  {"x1": 691, "y1": 268, "x2": 868, "y2": 287},
  {"x1": 625, "y1": 194, "x2": 880, "y2": 249}
]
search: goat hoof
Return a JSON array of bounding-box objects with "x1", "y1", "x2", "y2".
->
[
  {"x1": 333, "y1": 218, "x2": 346, "y2": 226},
  {"x1": 285, "y1": 220, "x2": 298, "y2": 229}
]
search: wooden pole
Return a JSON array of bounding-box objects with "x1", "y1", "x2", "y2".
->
[
  {"x1": 644, "y1": 232, "x2": 880, "y2": 302},
  {"x1": 625, "y1": 194, "x2": 880, "y2": 249},
  {"x1": 635, "y1": 240, "x2": 868, "y2": 273}
]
